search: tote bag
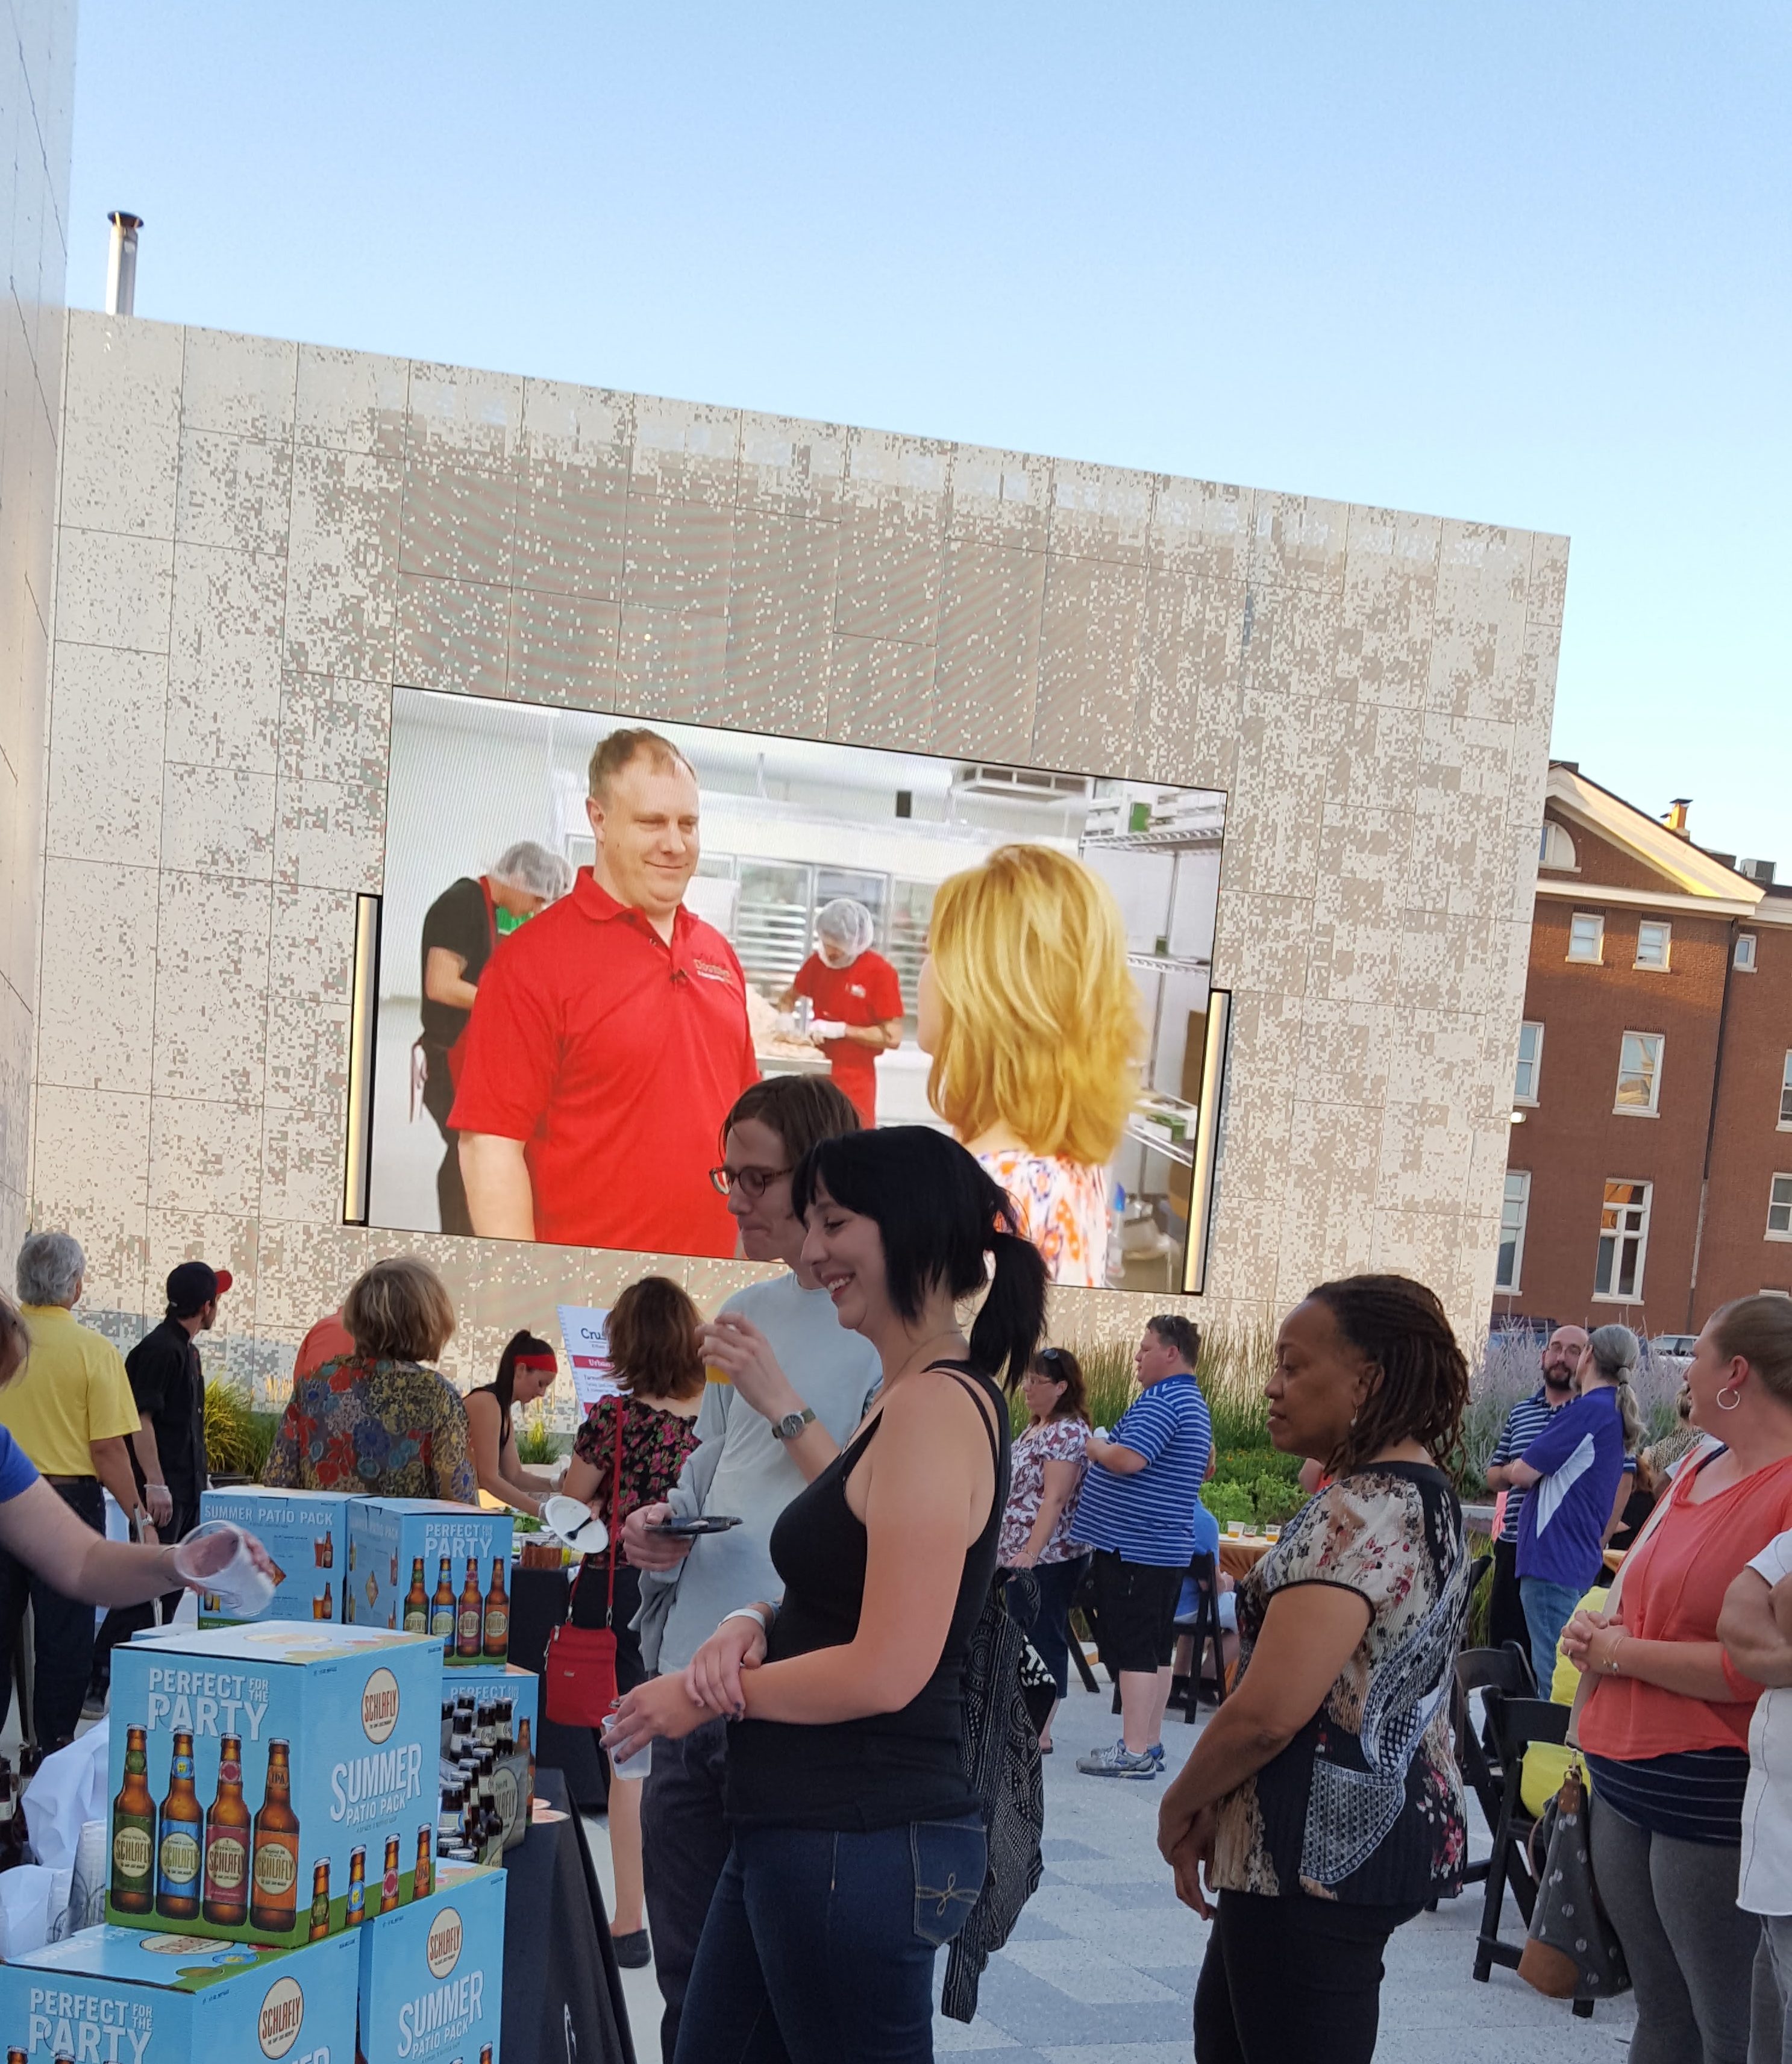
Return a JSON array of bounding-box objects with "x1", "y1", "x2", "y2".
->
[{"x1": 544, "y1": 1402, "x2": 625, "y2": 1728}]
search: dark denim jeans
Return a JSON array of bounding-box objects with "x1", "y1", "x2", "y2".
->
[{"x1": 674, "y1": 1812, "x2": 986, "y2": 2064}]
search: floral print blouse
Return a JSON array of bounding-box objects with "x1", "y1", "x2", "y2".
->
[
  {"x1": 979, "y1": 1149, "x2": 1109, "y2": 1288},
  {"x1": 574, "y1": 1393, "x2": 702, "y2": 1552},
  {"x1": 1211, "y1": 1463, "x2": 1470, "y2": 1906},
  {"x1": 999, "y1": 1416, "x2": 1090, "y2": 1566},
  {"x1": 263, "y1": 1353, "x2": 477, "y2": 1504}
]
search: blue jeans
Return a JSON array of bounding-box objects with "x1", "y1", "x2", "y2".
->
[
  {"x1": 674, "y1": 1813, "x2": 987, "y2": 2063},
  {"x1": 1520, "y1": 1575, "x2": 1585, "y2": 1694}
]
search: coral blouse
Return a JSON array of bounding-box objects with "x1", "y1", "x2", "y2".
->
[{"x1": 1579, "y1": 1450, "x2": 1792, "y2": 1761}]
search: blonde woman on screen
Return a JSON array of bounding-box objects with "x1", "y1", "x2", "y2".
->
[{"x1": 918, "y1": 845, "x2": 1139, "y2": 1286}]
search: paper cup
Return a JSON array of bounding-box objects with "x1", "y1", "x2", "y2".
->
[{"x1": 171, "y1": 1520, "x2": 275, "y2": 1618}]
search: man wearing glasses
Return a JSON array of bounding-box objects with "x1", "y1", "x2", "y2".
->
[{"x1": 619, "y1": 1076, "x2": 881, "y2": 2061}]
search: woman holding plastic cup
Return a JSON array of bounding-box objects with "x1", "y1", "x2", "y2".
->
[{"x1": 0, "y1": 1293, "x2": 277, "y2": 1624}]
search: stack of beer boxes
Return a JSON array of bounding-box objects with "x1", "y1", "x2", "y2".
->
[
  {"x1": 194, "y1": 1488, "x2": 354, "y2": 1626},
  {"x1": 0, "y1": 1620, "x2": 507, "y2": 2061}
]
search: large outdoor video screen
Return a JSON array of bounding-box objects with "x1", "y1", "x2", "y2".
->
[{"x1": 366, "y1": 688, "x2": 1225, "y2": 1292}]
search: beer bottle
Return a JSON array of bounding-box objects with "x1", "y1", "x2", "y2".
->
[
  {"x1": 344, "y1": 1587, "x2": 356, "y2": 1625},
  {"x1": 308, "y1": 1859, "x2": 331, "y2": 1939},
  {"x1": 430, "y1": 1556, "x2": 456, "y2": 1643},
  {"x1": 481, "y1": 2047, "x2": 493, "y2": 2064},
  {"x1": 390, "y1": 1550, "x2": 399, "y2": 1587},
  {"x1": 249, "y1": 1740, "x2": 301, "y2": 1933},
  {"x1": 516, "y1": 1715, "x2": 534, "y2": 1799},
  {"x1": 475, "y1": 1703, "x2": 495, "y2": 1752},
  {"x1": 110, "y1": 1724, "x2": 156, "y2": 1914},
  {"x1": 456, "y1": 1557, "x2": 483, "y2": 1660},
  {"x1": 380, "y1": 1834, "x2": 400, "y2": 1915},
  {"x1": 404, "y1": 1557, "x2": 429, "y2": 1634},
  {"x1": 482, "y1": 1556, "x2": 508, "y2": 1660},
  {"x1": 349, "y1": 1534, "x2": 357, "y2": 1571},
  {"x1": 155, "y1": 1730, "x2": 203, "y2": 1920},
  {"x1": 321, "y1": 1580, "x2": 333, "y2": 1619},
  {"x1": 322, "y1": 1530, "x2": 334, "y2": 1569},
  {"x1": 9, "y1": 2047, "x2": 27, "y2": 2062},
  {"x1": 413, "y1": 1823, "x2": 433, "y2": 1902},
  {"x1": 202, "y1": 1733, "x2": 251, "y2": 1926},
  {"x1": 346, "y1": 1844, "x2": 366, "y2": 1926}
]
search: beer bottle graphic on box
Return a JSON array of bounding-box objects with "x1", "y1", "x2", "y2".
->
[
  {"x1": 348, "y1": 1500, "x2": 514, "y2": 1665},
  {"x1": 106, "y1": 1623, "x2": 437, "y2": 1947}
]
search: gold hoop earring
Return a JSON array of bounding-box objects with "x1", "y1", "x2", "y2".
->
[{"x1": 1716, "y1": 1384, "x2": 1742, "y2": 1412}]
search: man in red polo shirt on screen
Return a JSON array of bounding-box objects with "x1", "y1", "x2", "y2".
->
[{"x1": 450, "y1": 727, "x2": 758, "y2": 1257}]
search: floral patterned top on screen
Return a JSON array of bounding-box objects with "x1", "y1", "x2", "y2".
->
[
  {"x1": 999, "y1": 1416, "x2": 1091, "y2": 1566},
  {"x1": 979, "y1": 1149, "x2": 1109, "y2": 1288},
  {"x1": 574, "y1": 1392, "x2": 703, "y2": 1549},
  {"x1": 1211, "y1": 1462, "x2": 1471, "y2": 1906},
  {"x1": 263, "y1": 1353, "x2": 477, "y2": 1503}
]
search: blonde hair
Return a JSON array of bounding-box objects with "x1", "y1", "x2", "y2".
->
[
  {"x1": 926, "y1": 845, "x2": 1139, "y2": 1166},
  {"x1": 343, "y1": 1259, "x2": 456, "y2": 1363}
]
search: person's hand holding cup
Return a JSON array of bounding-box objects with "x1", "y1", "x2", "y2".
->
[{"x1": 171, "y1": 1521, "x2": 281, "y2": 1617}]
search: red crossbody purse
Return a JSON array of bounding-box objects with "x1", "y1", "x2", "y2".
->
[{"x1": 544, "y1": 1399, "x2": 625, "y2": 1727}]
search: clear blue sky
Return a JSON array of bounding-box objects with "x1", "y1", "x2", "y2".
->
[{"x1": 66, "y1": 2, "x2": 1790, "y2": 864}]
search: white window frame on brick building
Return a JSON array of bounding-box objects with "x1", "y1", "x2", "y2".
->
[
  {"x1": 1514, "y1": 1022, "x2": 1544, "y2": 1105},
  {"x1": 1497, "y1": 1172, "x2": 1532, "y2": 1291},
  {"x1": 1635, "y1": 921, "x2": 1671, "y2": 971},
  {"x1": 1736, "y1": 933, "x2": 1758, "y2": 972},
  {"x1": 1616, "y1": 1032, "x2": 1664, "y2": 1116},
  {"x1": 1596, "y1": 1180, "x2": 1652, "y2": 1301},
  {"x1": 1568, "y1": 912, "x2": 1605, "y2": 963},
  {"x1": 1780, "y1": 1052, "x2": 1792, "y2": 1130},
  {"x1": 1770, "y1": 1176, "x2": 1792, "y2": 1242},
  {"x1": 1541, "y1": 823, "x2": 1577, "y2": 871}
]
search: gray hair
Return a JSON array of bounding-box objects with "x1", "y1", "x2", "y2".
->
[
  {"x1": 1585, "y1": 1323, "x2": 1645, "y2": 1451},
  {"x1": 488, "y1": 841, "x2": 572, "y2": 903},
  {"x1": 17, "y1": 1231, "x2": 85, "y2": 1308}
]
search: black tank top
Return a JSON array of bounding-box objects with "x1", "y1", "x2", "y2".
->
[
  {"x1": 725, "y1": 1361, "x2": 1010, "y2": 1832},
  {"x1": 466, "y1": 1381, "x2": 511, "y2": 1454}
]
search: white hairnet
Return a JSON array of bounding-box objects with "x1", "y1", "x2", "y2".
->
[
  {"x1": 489, "y1": 841, "x2": 574, "y2": 902},
  {"x1": 816, "y1": 898, "x2": 875, "y2": 957}
]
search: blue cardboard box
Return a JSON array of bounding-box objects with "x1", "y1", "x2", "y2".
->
[
  {"x1": 0, "y1": 1922, "x2": 358, "y2": 2063},
  {"x1": 196, "y1": 1489, "x2": 354, "y2": 1626},
  {"x1": 357, "y1": 1863, "x2": 504, "y2": 2064},
  {"x1": 439, "y1": 1665, "x2": 536, "y2": 1847},
  {"x1": 105, "y1": 1624, "x2": 440, "y2": 1949},
  {"x1": 347, "y1": 1503, "x2": 513, "y2": 1666}
]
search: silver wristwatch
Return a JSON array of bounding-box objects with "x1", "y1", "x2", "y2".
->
[{"x1": 769, "y1": 1406, "x2": 816, "y2": 1442}]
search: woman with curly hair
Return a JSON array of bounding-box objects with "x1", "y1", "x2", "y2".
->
[
  {"x1": 918, "y1": 844, "x2": 1140, "y2": 1286},
  {"x1": 1156, "y1": 1273, "x2": 1472, "y2": 2064}
]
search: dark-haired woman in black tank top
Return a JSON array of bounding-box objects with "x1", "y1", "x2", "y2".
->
[{"x1": 607, "y1": 1126, "x2": 1048, "y2": 2063}]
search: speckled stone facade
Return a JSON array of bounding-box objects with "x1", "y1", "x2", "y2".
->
[{"x1": 26, "y1": 313, "x2": 1565, "y2": 1403}]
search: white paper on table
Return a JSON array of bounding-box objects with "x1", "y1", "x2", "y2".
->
[{"x1": 0, "y1": 1865, "x2": 57, "y2": 1957}]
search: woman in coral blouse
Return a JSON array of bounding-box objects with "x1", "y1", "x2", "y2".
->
[{"x1": 1562, "y1": 1295, "x2": 1792, "y2": 2064}]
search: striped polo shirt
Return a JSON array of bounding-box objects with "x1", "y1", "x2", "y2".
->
[
  {"x1": 1069, "y1": 1372, "x2": 1213, "y2": 1568},
  {"x1": 1490, "y1": 1387, "x2": 1562, "y2": 1541}
]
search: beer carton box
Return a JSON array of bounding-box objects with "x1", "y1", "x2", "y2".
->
[
  {"x1": 0, "y1": 1922, "x2": 359, "y2": 2064},
  {"x1": 439, "y1": 1664, "x2": 536, "y2": 1849},
  {"x1": 195, "y1": 1489, "x2": 355, "y2": 1627},
  {"x1": 105, "y1": 1624, "x2": 439, "y2": 1951},
  {"x1": 347, "y1": 1501, "x2": 513, "y2": 1665},
  {"x1": 357, "y1": 1863, "x2": 505, "y2": 2064}
]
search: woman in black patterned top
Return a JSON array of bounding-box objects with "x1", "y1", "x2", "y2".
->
[
  {"x1": 563, "y1": 1274, "x2": 704, "y2": 1964},
  {"x1": 1156, "y1": 1274, "x2": 1471, "y2": 2064}
]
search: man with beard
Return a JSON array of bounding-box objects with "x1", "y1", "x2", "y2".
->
[{"x1": 1484, "y1": 1324, "x2": 1588, "y2": 1656}]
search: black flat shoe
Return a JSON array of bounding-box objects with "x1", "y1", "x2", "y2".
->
[{"x1": 612, "y1": 1928, "x2": 651, "y2": 1969}]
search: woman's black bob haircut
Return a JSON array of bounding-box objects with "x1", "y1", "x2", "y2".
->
[{"x1": 791, "y1": 1126, "x2": 1047, "y2": 1390}]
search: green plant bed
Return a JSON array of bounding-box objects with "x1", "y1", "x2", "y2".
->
[{"x1": 204, "y1": 1383, "x2": 280, "y2": 1480}]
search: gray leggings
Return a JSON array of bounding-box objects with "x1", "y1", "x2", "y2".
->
[
  {"x1": 1591, "y1": 1795, "x2": 1758, "y2": 2064},
  {"x1": 1753, "y1": 1915, "x2": 1792, "y2": 2064}
]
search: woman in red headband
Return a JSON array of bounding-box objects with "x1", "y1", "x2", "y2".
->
[{"x1": 465, "y1": 1330, "x2": 562, "y2": 1515}]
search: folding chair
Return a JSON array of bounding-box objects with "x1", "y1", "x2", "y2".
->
[
  {"x1": 1168, "y1": 1551, "x2": 1227, "y2": 1721},
  {"x1": 1473, "y1": 1690, "x2": 1595, "y2": 2019},
  {"x1": 1453, "y1": 1645, "x2": 1533, "y2": 1892},
  {"x1": 1068, "y1": 1563, "x2": 1104, "y2": 1696}
]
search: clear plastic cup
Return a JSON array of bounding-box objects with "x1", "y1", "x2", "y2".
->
[
  {"x1": 600, "y1": 1713, "x2": 651, "y2": 1781},
  {"x1": 172, "y1": 1520, "x2": 276, "y2": 1618}
]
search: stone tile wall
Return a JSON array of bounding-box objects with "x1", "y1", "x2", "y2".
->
[
  {"x1": 31, "y1": 312, "x2": 1564, "y2": 1398},
  {"x1": 0, "y1": 0, "x2": 74, "y2": 1263}
]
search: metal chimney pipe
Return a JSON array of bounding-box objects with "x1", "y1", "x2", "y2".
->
[{"x1": 105, "y1": 211, "x2": 143, "y2": 316}]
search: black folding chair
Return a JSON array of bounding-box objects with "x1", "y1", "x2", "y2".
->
[
  {"x1": 1168, "y1": 1552, "x2": 1227, "y2": 1721},
  {"x1": 1453, "y1": 1645, "x2": 1534, "y2": 1892},
  {"x1": 1473, "y1": 1690, "x2": 1595, "y2": 2019},
  {"x1": 1068, "y1": 1565, "x2": 1105, "y2": 1696}
]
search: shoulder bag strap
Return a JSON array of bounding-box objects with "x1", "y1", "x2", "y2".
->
[{"x1": 605, "y1": 1395, "x2": 625, "y2": 1625}]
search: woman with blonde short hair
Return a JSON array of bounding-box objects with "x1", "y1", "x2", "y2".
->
[
  {"x1": 918, "y1": 844, "x2": 1139, "y2": 1285},
  {"x1": 263, "y1": 1259, "x2": 476, "y2": 1503}
]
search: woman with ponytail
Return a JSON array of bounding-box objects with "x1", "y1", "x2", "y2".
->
[
  {"x1": 464, "y1": 1330, "x2": 561, "y2": 1516},
  {"x1": 606, "y1": 1126, "x2": 1045, "y2": 2062},
  {"x1": 1508, "y1": 1322, "x2": 1639, "y2": 1690}
]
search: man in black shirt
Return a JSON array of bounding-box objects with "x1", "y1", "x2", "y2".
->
[
  {"x1": 416, "y1": 840, "x2": 571, "y2": 1234},
  {"x1": 87, "y1": 1260, "x2": 230, "y2": 1707}
]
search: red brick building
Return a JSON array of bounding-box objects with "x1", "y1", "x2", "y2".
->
[{"x1": 1497, "y1": 765, "x2": 1792, "y2": 1337}]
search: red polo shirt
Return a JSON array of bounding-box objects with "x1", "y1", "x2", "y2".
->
[
  {"x1": 789, "y1": 949, "x2": 904, "y2": 1124},
  {"x1": 449, "y1": 869, "x2": 758, "y2": 1256}
]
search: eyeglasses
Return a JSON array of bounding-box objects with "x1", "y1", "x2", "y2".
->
[{"x1": 708, "y1": 1164, "x2": 792, "y2": 1200}]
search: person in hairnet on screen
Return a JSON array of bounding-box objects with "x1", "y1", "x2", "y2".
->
[{"x1": 774, "y1": 898, "x2": 904, "y2": 1125}]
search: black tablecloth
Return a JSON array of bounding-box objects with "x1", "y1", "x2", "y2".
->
[
  {"x1": 503, "y1": 1766, "x2": 636, "y2": 2064},
  {"x1": 509, "y1": 1563, "x2": 609, "y2": 1811}
]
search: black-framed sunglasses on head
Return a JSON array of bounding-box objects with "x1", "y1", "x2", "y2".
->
[{"x1": 708, "y1": 1163, "x2": 791, "y2": 1200}]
